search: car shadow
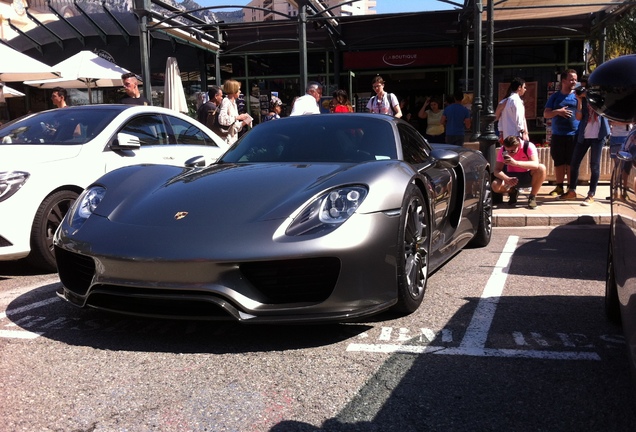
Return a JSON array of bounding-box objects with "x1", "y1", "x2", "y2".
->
[
  {"x1": 0, "y1": 258, "x2": 54, "y2": 277},
  {"x1": 4, "y1": 283, "x2": 372, "y2": 353}
]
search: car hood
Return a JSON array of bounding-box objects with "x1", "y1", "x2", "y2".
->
[
  {"x1": 92, "y1": 162, "x2": 401, "y2": 229},
  {"x1": 0, "y1": 144, "x2": 83, "y2": 170}
]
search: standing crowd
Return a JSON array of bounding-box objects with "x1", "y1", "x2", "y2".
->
[
  {"x1": 46, "y1": 69, "x2": 632, "y2": 211},
  {"x1": 493, "y1": 68, "x2": 633, "y2": 209}
]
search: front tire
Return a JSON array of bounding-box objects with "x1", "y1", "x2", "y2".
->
[
  {"x1": 469, "y1": 171, "x2": 493, "y2": 247},
  {"x1": 394, "y1": 185, "x2": 430, "y2": 314},
  {"x1": 27, "y1": 190, "x2": 78, "y2": 272}
]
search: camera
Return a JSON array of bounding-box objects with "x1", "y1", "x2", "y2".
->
[{"x1": 575, "y1": 86, "x2": 586, "y2": 96}]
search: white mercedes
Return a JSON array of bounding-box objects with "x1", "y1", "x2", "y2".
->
[{"x1": 0, "y1": 104, "x2": 228, "y2": 271}]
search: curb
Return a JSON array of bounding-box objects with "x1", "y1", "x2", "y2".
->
[{"x1": 493, "y1": 213, "x2": 612, "y2": 227}]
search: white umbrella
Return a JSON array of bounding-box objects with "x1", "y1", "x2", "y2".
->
[
  {"x1": 0, "y1": 84, "x2": 26, "y2": 101},
  {"x1": 0, "y1": 44, "x2": 59, "y2": 82},
  {"x1": 163, "y1": 57, "x2": 188, "y2": 114},
  {"x1": 24, "y1": 50, "x2": 131, "y2": 103}
]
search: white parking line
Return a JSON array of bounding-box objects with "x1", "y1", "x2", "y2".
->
[
  {"x1": 0, "y1": 330, "x2": 42, "y2": 339},
  {"x1": 0, "y1": 297, "x2": 60, "y2": 320},
  {"x1": 459, "y1": 235, "x2": 518, "y2": 349},
  {"x1": 347, "y1": 235, "x2": 603, "y2": 361},
  {"x1": 346, "y1": 343, "x2": 601, "y2": 360},
  {"x1": 0, "y1": 296, "x2": 60, "y2": 339}
]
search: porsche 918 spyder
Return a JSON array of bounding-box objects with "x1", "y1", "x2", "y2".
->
[{"x1": 54, "y1": 113, "x2": 492, "y2": 323}]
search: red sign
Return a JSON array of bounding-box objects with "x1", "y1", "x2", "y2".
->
[{"x1": 344, "y1": 48, "x2": 458, "y2": 69}]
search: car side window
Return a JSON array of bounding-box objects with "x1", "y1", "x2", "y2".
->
[
  {"x1": 166, "y1": 115, "x2": 216, "y2": 147},
  {"x1": 399, "y1": 124, "x2": 430, "y2": 164},
  {"x1": 120, "y1": 115, "x2": 169, "y2": 146}
]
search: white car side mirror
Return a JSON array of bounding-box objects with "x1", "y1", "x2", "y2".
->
[{"x1": 112, "y1": 132, "x2": 141, "y2": 150}]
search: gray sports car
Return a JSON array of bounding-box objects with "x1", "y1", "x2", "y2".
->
[{"x1": 54, "y1": 113, "x2": 492, "y2": 323}]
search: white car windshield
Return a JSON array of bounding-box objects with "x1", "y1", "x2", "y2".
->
[{"x1": 0, "y1": 107, "x2": 121, "y2": 145}]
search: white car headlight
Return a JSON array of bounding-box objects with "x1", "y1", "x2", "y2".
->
[
  {"x1": 69, "y1": 186, "x2": 106, "y2": 229},
  {"x1": 286, "y1": 185, "x2": 368, "y2": 236},
  {"x1": 0, "y1": 171, "x2": 29, "y2": 203}
]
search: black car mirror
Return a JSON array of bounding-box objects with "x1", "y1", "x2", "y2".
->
[
  {"x1": 588, "y1": 54, "x2": 636, "y2": 123},
  {"x1": 430, "y1": 149, "x2": 460, "y2": 168},
  {"x1": 616, "y1": 150, "x2": 635, "y2": 163},
  {"x1": 185, "y1": 155, "x2": 206, "y2": 167}
]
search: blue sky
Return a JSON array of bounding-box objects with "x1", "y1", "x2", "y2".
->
[{"x1": 194, "y1": 1, "x2": 455, "y2": 13}]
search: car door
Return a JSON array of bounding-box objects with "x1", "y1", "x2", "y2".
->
[
  {"x1": 162, "y1": 114, "x2": 227, "y2": 165},
  {"x1": 612, "y1": 148, "x2": 636, "y2": 319},
  {"x1": 102, "y1": 113, "x2": 224, "y2": 173},
  {"x1": 102, "y1": 113, "x2": 175, "y2": 172},
  {"x1": 398, "y1": 124, "x2": 454, "y2": 229}
]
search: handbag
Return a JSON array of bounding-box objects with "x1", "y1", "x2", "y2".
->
[{"x1": 206, "y1": 107, "x2": 230, "y2": 138}]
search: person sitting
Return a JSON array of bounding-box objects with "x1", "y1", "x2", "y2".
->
[{"x1": 491, "y1": 135, "x2": 547, "y2": 209}]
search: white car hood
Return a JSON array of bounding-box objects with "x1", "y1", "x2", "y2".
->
[{"x1": 0, "y1": 145, "x2": 84, "y2": 170}]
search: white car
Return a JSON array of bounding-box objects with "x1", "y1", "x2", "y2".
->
[{"x1": 0, "y1": 104, "x2": 229, "y2": 272}]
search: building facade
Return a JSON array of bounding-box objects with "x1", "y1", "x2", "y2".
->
[{"x1": 243, "y1": 0, "x2": 376, "y2": 22}]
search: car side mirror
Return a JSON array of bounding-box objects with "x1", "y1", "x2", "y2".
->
[
  {"x1": 111, "y1": 132, "x2": 141, "y2": 150},
  {"x1": 430, "y1": 149, "x2": 460, "y2": 168},
  {"x1": 185, "y1": 155, "x2": 206, "y2": 167},
  {"x1": 617, "y1": 150, "x2": 635, "y2": 163}
]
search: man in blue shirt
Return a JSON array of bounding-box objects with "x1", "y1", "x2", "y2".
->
[
  {"x1": 441, "y1": 90, "x2": 471, "y2": 146},
  {"x1": 543, "y1": 69, "x2": 580, "y2": 196}
]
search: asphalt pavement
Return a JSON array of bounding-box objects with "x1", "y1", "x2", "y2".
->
[{"x1": 493, "y1": 183, "x2": 612, "y2": 227}]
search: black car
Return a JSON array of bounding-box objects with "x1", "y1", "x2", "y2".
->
[{"x1": 588, "y1": 55, "x2": 636, "y2": 394}]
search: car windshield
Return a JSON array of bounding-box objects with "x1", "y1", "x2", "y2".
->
[
  {"x1": 220, "y1": 115, "x2": 398, "y2": 163},
  {"x1": 0, "y1": 107, "x2": 122, "y2": 145}
]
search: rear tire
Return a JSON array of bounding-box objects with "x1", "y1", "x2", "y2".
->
[
  {"x1": 469, "y1": 171, "x2": 493, "y2": 247},
  {"x1": 394, "y1": 185, "x2": 430, "y2": 314},
  {"x1": 605, "y1": 237, "x2": 621, "y2": 325},
  {"x1": 27, "y1": 190, "x2": 78, "y2": 272}
]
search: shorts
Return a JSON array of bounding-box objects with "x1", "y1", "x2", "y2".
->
[
  {"x1": 550, "y1": 134, "x2": 576, "y2": 166},
  {"x1": 506, "y1": 170, "x2": 533, "y2": 188}
]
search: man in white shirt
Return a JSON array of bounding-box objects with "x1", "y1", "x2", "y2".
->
[
  {"x1": 499, "y1": 77, "x2": 529, "y2": 143},
  {"x1": 290, "y1": 81, "x2": 323, "y2": 116}
]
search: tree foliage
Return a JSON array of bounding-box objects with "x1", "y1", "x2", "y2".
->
[{"x1": 589, "y1": 7, "x2": 636, "y2": 68}]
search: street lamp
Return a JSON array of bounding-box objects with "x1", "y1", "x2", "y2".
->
[
  {"x1": 479, "y1": 0, "x2": 499, "y2": 170},
  {"x1": 471, "y1": 0, "x2": 483, "y2": 142},
  {"x1": 133, "y1": 0, "x2": 152, "y2": 102}
]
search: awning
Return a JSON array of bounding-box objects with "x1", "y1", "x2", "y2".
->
[{"x1": 485, "y1": 0, "x2": 630, "y2": 21}]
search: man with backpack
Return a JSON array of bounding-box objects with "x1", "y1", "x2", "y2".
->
[
  {"x1": 491, "y1": 135, "x2": 547, "y2": 209},
  {"x1": 366, "y1": 75, "x2": 402, "y2": 118}
]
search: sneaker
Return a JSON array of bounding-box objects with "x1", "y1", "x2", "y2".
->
[
  {"x1": 559, "y1": 190, "x2": 577, "y2": 200},
  {"x1": 549, "y1": 186, "x2": 564, "y2": 197},
  {"x1": 508, "y1": 188, "x2": 518, "y2": 205},
  {"x1": 581, "y1": 195, "x2": 594, "y2": 206},
  {"x1": 528, "y1": 196, "x2": 537, "y2": 209}
]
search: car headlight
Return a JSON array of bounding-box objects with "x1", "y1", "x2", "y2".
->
[
  {"x1": 0, "y1": 171, "x2": 29, "y2": 203},
  {"x1": 68, "y1": 186, "x2": 106, "y2": 229},
  {"x1": 286, "y1": 185, "x2": 368, "y2": 236}
]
